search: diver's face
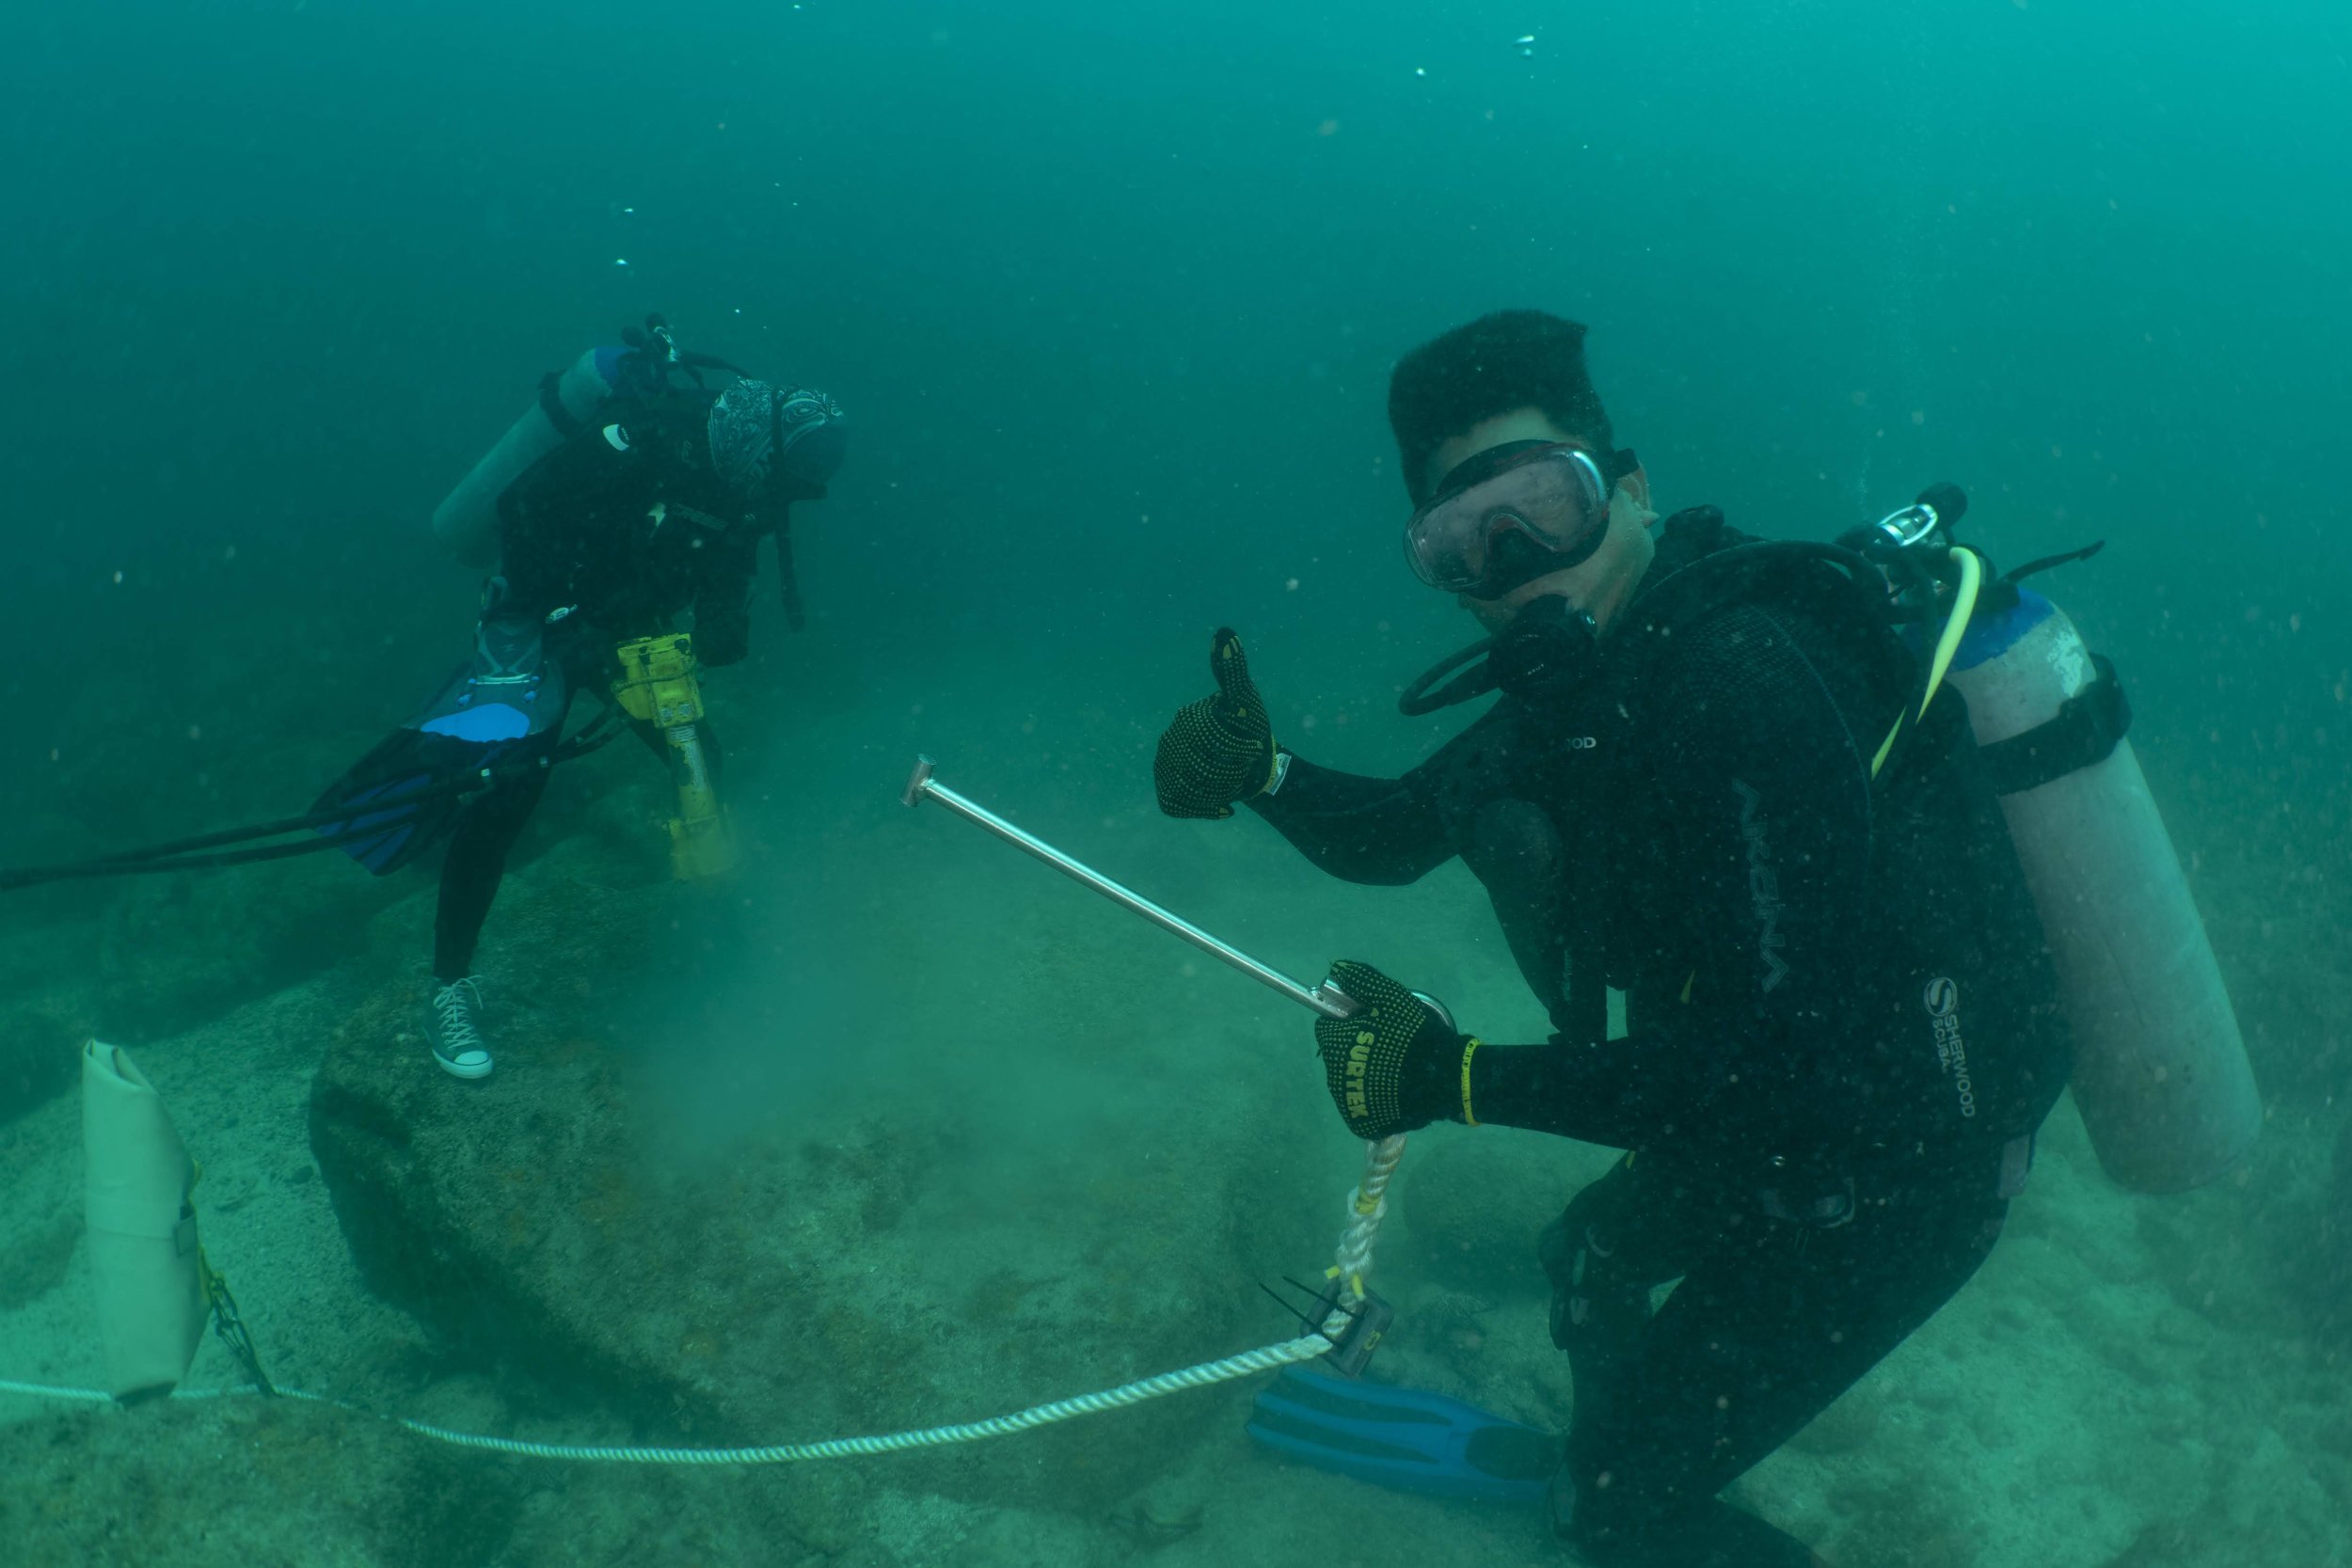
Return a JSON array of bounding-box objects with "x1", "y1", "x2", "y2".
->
[{"x1": 1422, "y1": 407, "x2": 1656, "y2": 635}]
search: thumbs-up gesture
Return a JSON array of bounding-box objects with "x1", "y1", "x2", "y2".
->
[{"x1": 1153, "y1": 627, "x2": 1282, "y2": 818}]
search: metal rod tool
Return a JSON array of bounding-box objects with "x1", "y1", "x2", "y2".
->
[{"x1": 901, "y1": 755, "x2": 1359, "y2": 1020}]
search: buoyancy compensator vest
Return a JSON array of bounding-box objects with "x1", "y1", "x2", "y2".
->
[{"x1": 1414, "y1": 506, "x2": 1932, "y2": 1050}]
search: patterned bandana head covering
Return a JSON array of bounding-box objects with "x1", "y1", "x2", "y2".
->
[{"x1": 707, "y1": 379, "x2": 848, "y2": 500}]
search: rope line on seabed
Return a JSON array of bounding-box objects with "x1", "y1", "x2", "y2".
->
[
  {"x1": 0, "y1": 1337, "x2": 1332, "y2": 1465},
  {"x1": 0, "y1": 1138, "x2": 1406, "y2": 1466}
]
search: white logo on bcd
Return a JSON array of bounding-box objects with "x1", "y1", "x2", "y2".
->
[{"x1": 1924, "y1": 977, "x2": 1977, "y2": 1118}]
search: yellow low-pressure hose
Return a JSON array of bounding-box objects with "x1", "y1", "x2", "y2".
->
[
  {"x1": 1921, "y1": 546, "x2": 1984, "y2": 718},
  {"x1": 1870, "y1": 546, "x2": 1984, "y2": 780}
]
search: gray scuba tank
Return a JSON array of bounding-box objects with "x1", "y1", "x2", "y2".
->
[
  {"x1": 1944, "y1": 589, "x2": 2260, "y2": 1193},
  {"x1": 431, "y1": 344, "x2": 630, "y2": 567}
]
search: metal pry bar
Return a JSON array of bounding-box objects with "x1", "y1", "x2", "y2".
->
[{"x1": 901, "y1": 755, "x2": 1359, "y2": 1020}]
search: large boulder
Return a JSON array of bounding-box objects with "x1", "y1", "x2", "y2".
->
[{"x1": 308, "y1": 974, "x2": 1317, "y2": 1518}]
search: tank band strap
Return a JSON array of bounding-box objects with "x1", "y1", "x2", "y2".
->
[
  {"x1": 1976, "y1": 653, "x2": 2131, "y2": 797},
  {"x1": 538, "y1": 371, "x2": 584, "y2": 439}
]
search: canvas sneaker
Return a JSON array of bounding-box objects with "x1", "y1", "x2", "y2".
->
[{"x1": 425, "y1": 977, "x2": 494, "y2": 1081}]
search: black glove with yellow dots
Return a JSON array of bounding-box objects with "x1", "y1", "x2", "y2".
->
[
  {"x1": 1313, "y1": 960, "x2": 1479, "y2": 1141},
  {"x1": 1153, "y1": 627, "x2": 1282, "y2": 819}
]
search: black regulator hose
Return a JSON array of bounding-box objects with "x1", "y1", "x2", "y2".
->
[
  {"x1": 1397, "y1": 634, "x2": 1500, "y2": 716},
  {"x1": 0, "y1": 780, "x2": 486, "y2": 891},
  {"x1": 0, "y1": 718, "x2": 628, "y2": 894}
]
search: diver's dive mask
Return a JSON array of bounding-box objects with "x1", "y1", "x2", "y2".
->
[{"x1": 1405, "y1": 440, "x2": 1640, "y2": 600}]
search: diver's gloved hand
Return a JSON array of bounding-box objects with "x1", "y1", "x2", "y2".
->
[
  {"x1": 1153, "y1": 627, "x2": 1281, "y2": 818},
  {"x1": 1314, "y1": 960, "x2": 1475, "y2": 1140}
]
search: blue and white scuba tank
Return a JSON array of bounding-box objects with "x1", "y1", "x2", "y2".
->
[
  {"x1": 431, "y1": 344, "x2": 630, "y2": 567},
  {"x1": 1943, "y1": 588, "x2": 2262, "y2": 1193}
]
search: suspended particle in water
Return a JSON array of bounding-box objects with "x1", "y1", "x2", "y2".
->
[
  {"x1": 1515, "y1": 34, "x2": 1536, "y2": 57},
  {"x1": 615, "y1": 258, "x2": 629, "y2": 268}
]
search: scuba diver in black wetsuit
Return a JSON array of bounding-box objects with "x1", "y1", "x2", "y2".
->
[
  {"x1": 317, "y1": 319, "x2": 847, "y2": 1081},
  {"x1": 1154, "y1": 311, "x2": 2070, "y2": 1566}
]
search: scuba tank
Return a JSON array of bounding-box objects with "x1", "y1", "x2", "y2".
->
[
  {"x1": 1864, "y1": 489, "x2": 2261, "y2": 1194},
  {"x1": 433, "y1": 344, "x2": 631, "y2": 567}
]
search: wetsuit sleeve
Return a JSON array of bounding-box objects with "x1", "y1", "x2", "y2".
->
[
  {"x1": 1466, "y1": 606, "x2": 1884, "y2": 1174},
  {"x1": 1248, "y1": 744, "x2": 1459, "y2": 886},
  {"x1": 691, "y1": 529, "x2": 760, "y2": 667}
]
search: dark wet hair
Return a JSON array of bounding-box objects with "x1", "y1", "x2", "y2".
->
[{"x1": 1388, "y1": 310, "x2": 1615, "y2": 506}]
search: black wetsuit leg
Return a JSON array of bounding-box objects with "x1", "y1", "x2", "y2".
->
[
  {"x1": 428, "y1": 696, "x2": 728, "y2": 981},
  {"x1": 1540, "y1": 1157, "x2": 2010, "y2": 1567},
  {"x1": 432, "y1": 745, "x2": 556, "y2": 983}
]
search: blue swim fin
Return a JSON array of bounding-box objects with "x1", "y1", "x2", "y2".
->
[
  {"x1": 311, "y1": 730, "x2": 514, "y2": 876},
  {"x1": 1246, "y1": 1366, "x2": 1560, "y2": 1506}
]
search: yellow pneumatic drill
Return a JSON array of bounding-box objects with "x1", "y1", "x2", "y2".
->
[{"x1": 611, "y1": 634, "x2": 737, "y2": 880}]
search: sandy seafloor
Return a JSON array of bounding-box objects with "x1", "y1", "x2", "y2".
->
[{"x1": 2, "y1": 639, "x2": 2347, "y2": 1568}]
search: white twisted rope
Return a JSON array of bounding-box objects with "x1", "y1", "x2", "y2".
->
[
  {"x1": 1, "y1": 1338, "x2": 1334, "y2": 1465},
  {"x1": 2, "y1": 1141, "x2": 1408, "y2": 1466},
  {"x1": 0, "y1": 1379, "x2": 110, "y2": 1403},
  {"x1": 1323, "y1": 1133, "x2": 1406, "y2": 1332}
]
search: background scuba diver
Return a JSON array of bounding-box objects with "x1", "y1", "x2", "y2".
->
[
  {"x1": 317, "y1": 320, "x2": 848, "y2": 1081},
  {"x1": 1154, "y1": 310, "x2": 2071, "y2": 1567}
]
